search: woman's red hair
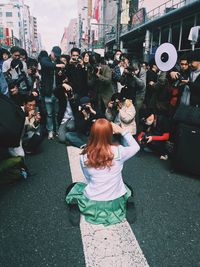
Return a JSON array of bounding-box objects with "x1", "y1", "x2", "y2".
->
[{"x1": 81, "y1": 118, "x2": 114, "y2": 168}]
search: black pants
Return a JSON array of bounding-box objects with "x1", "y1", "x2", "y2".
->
[
  {"x1": 23, "y1": 134, "x2": 43, "y2": 152},
  {"x1": 147, "y1": 140, "x2": 168, "y2": 155}
]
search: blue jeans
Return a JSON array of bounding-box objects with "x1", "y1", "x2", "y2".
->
[
  {"x1": 44, "y1": 95, "x2": 58, "y2": 133},
  {"x1": 65, "y1": 132, "x2": 88, "y2": 148}
]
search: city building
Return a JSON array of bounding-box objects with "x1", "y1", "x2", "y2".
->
[
  {"x1": 104, "y1": 0, "x2": 200, "y2": 60},
  {"x1": 60, "y1": 18, "x2": 78, "y2": 54},
  {"x1": 0, "y1": 0, "x2": 41, "y2": 56}
]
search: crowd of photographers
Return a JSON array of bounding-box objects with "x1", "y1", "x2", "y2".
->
[{"x1": 0, "y1": 44, "x2": 200, "y2": 182}]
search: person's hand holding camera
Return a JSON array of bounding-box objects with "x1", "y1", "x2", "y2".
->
[{"x1": 85, "y1": 104, "x2": 96, "y2": 115}]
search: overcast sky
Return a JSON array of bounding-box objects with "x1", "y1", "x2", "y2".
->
[{"x1": 25, "y1": 0, "x2": 169, "y2": 53}]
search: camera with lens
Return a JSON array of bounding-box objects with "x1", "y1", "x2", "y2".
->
[
  {"x1": 112, "y1": 99, "x2": 120, "y2": 110},
  {"x1": 71, "y1": 56, "x2": 82, "y2": 64},
  {"x1": 141, "y1": 133, "x2": 149, "y2": 145},
  {"x1": 79, "y1": 104, "x2": 91, "y2": 113}
]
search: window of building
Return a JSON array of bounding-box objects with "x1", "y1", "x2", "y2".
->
[
  {"x1": 181, "y1": 16, "x2": 195, "y2": 50},
  {"x1": 6, "y1": 12, "x2": 12, "y2": 17},
  {"x1": 195, "y1": 13, "x2": 200, "y2": 48},
  {"x1": 161, "y1": 26, "x2": 169, "y2": 43},
  {"x1": 171, "y1": 22, "x2": 181, "y2": 50},
  {"x1": 0, "y1": 12, "x2": 3, "y2": 17}
]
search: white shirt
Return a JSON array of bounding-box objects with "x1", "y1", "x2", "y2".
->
[
  {"x1": 61, "y1": 99, "x2": 74, "y2": 124},
  {"x1": 80, "y1": 132, "x2": 140, "y2": 201}
]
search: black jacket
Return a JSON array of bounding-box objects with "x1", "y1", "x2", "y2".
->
[
  {"x1": 188, "y1": 72, "x2": 200, "y2": 107},
  {"x1": 40, "y1": 56, "x2": 59, "y2": 97}
]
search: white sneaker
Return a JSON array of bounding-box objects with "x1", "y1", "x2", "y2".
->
[
  {"x1": 160, "y1": 155, "x2": 168, "y2": 160},
  {"x1": 48, "y1": 131, "x2": 54, "y2": 140}
]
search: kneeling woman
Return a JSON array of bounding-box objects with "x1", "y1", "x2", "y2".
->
[{"x1": 66, "y1": 118, "x2": 140, "y2": 226}]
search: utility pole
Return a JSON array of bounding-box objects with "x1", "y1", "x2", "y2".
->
[{"x1": 116, "y1": 0, "x2": 121, "y2": 49}]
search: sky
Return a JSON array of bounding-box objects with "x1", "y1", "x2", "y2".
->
[
  {"x1": 25, "y1": 0, "x2": 169, "y2": 53},
  {"x1": 25, "y1": 0, "x2": 78, "y2": 52}
]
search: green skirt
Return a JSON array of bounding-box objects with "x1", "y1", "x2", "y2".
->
[{"x1": 66, "y1": 182, "x2": 132, "y2": 226}]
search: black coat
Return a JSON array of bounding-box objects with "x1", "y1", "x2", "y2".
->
[
  {"x1": 188, "y1": 72, "x2": 200, "y2": 107},
  {"x1": 40, "y1": 56, "x2": 59, "y2": 97}
]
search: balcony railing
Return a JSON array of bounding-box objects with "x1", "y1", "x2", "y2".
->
[{"x1": 105, "y1": 0, "x2": 191, "y2": 43}]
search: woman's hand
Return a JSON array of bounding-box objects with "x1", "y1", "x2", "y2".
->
[{"x1": 111, "y1": 122, "x2": 124, "y2": 134}]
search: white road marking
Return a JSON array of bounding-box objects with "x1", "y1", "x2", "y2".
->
[{"x1": 67, "y1": 146, "x2": 149, "y2": 267}]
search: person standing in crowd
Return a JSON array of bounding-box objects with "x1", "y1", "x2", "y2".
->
[
  {"x1": 19, "y1": 48, "x2": 28, "y2": 74},
  {"x1": 145, "y1": 59, "x2": 159, "y2": 109},
  {"x1": 180, "y1": 50, "x2": 200, "y2": 107},
  {"x1": 169, "y1": 55, "x2": 190, "y2": 113},
  {"x1": 40, "y1": 46, "x2": 65, "y2": 140},
  {"x1": 112, "y1": 54, "x2": 129, "y2": 93},
  {"x1": 66, "y1": 119, "x2": 140, "y2": 226},
  {"x1": 112, "y1": 49, "x2": 122, "y2": 68},
  {"x1": 0, "y1": 48, "x2": 10, "y2": 70},
  {"x1": 81, "y1": 51, "x2": 96, "y2": 99},
  {"x1": 66, "y1": 48, "x2": 88, "y2": 99},
  {"x1": 0, "y1": 48, "x2": 9, "y2": 96},
  {"x1": 95, "y1": 54, "x2": 114, "y2": 113}
]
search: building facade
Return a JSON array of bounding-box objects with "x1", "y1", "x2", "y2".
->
[{"x1": 0, "y1": 0, "x2": 41, "y2": 56}]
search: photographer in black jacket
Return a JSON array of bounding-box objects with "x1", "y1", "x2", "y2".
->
[
  {"x1": 4, "y1": 58, "x2": 31, "y2": 106},
  {"x1": 40, "y1": 46, "x2": 65, "y2": 139}
]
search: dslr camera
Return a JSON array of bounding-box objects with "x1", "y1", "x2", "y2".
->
[
  {"x1": 71, "y1": 56, "x2": 82, "y2": 64},
  {"x1": 79, "y1": 104, "x2": 91, "y2": 113}
]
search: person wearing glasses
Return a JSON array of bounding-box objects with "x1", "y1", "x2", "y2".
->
[{"x1": 169, "y1": 55, "x2": 190, "y2": 109}]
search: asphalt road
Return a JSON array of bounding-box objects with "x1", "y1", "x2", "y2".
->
[{"x1": 0, "y1": 139, "x2": 200, "y2": 267}]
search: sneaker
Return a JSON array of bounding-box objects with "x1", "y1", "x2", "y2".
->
[
  {"x1": 160, "y1": 155, "x2": 168, "y2": 160},
  {"x1": 48, "y1": 131, "x2": 54, "y2": 140}
]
